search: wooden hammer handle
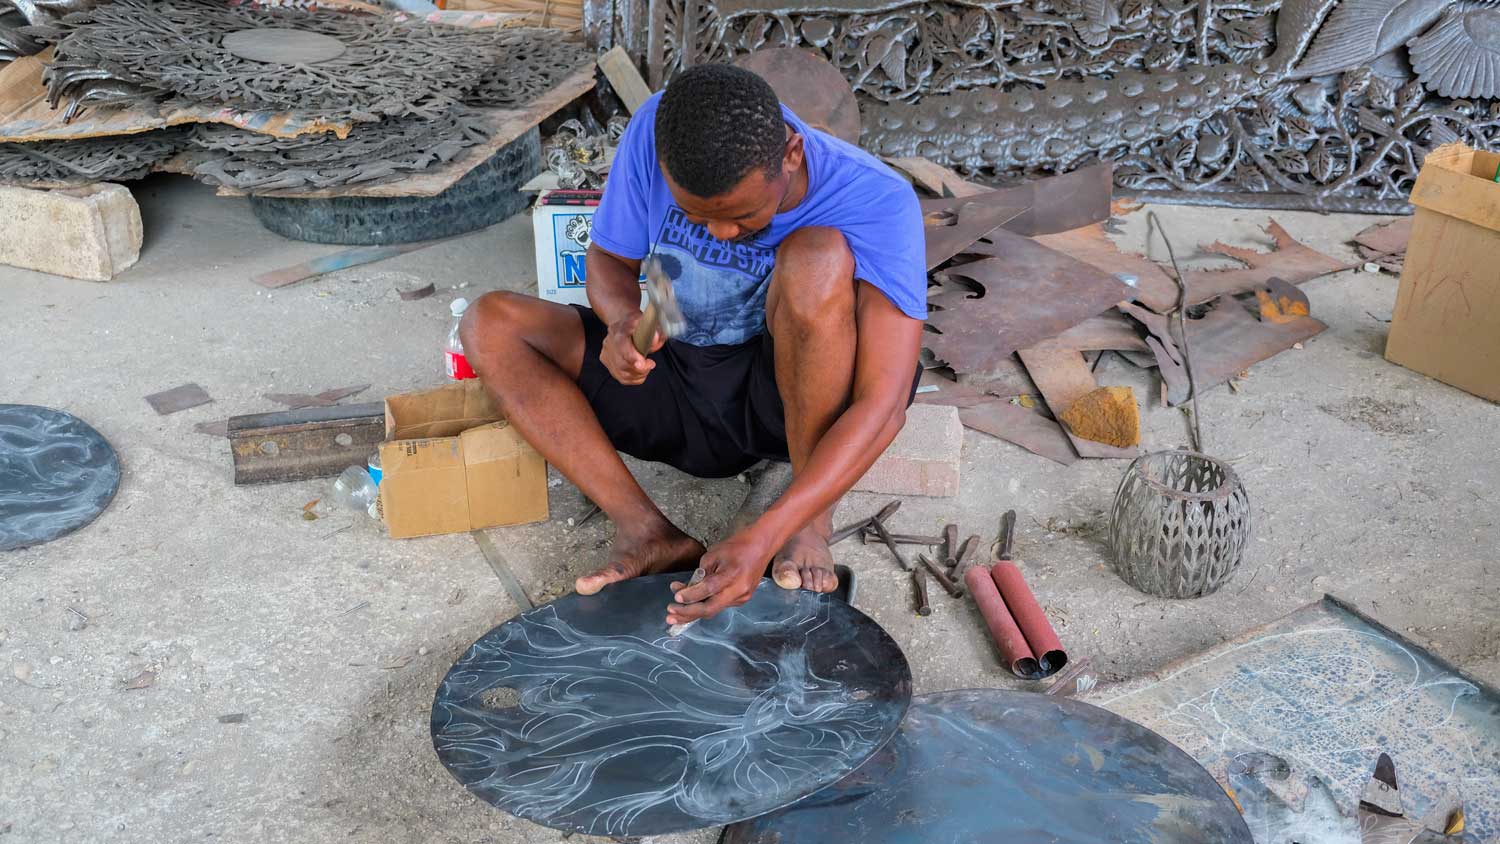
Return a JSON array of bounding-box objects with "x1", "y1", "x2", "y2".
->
[{"x1": 632, "y1": 300, "x2": 660, "y2": 355}]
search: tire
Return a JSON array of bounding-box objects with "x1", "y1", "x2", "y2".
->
[{"x1": 248, "y1": 127, "x2": 542, "y2": 245}]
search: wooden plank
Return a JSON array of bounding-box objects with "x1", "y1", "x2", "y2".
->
[
  {"x1": 228, "y1": 402, "x2": 385, "y2": 485},
  {"x1": 211, "y1": 61, "x2": 596, "y2": 199},
  {"x1": 252, "y1": 240, "x2": 446, "y2": 289},
  {"x1": 884, "y1": 156, "x2": 988, "y2": 198},
  {"x1": 1017, "y1": 348, "x2": 1140, "y2": 459},
  {"x1": 598, "y1": 45, "x2": 652, "y2": 113}
]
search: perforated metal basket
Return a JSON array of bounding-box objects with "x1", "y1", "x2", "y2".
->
[{"x1": 1108, "y1": 450, "x2": 1251, "y2": 599}]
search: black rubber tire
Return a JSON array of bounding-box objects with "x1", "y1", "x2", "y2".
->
[{"x1": 248, "y1": 127, "x2": 542, "y2": 245}]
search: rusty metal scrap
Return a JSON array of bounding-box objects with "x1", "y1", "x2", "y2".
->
[
  {"x1": 958, "y1": 400, "x2": 1077, "y2": 467},
  {"x1": 0, "y1": 126, "x2": 187, "y2": 185},
  {"x1": 1171, "y1": 295, "x2": 1326, "y2": 394},
  {"x1": 925, "y1": 227, "x2": 1132, "y2": 378},
  {"x1": 1187, "y1": 220, "x2": 1355, "y2": 306},
  {"x1": 733, "y1": 47, "x2": 861, "y2": 145}
]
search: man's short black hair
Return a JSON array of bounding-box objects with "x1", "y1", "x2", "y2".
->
[{"x1": 655, "y1": 64, "x2": 785, "y2": 198}]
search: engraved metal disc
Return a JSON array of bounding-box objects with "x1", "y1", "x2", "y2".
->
[
  {"x1": 0, "y1": 405, "x2": 121, "y2": 551},
  {"x1": 724, "y1": 689, "x2": 1255, "y2": 844},
  {"x1": 431, "y1": 573, "x2": 912, "y2": 837},
  {"x1": 221, "y1": 28, "x2": 347, "y2": 65}
]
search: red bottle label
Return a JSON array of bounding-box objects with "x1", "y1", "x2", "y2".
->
[{"x1": 445, "y1": 351, "x2": 476, "y2": 380}]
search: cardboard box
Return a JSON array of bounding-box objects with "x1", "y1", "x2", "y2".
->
[
  {"x1": 378, "y1": 381, "x2": 547, "y2": 539},
  {"x1": 1386, "y1": 143, "x2": 1500, "y2": 402},
  {"x1": 532, "y1": 190, "x2": 646, "y2": 307},
  {"x1": 533, "y1": 191, "x2": 602, "y2": 306}
]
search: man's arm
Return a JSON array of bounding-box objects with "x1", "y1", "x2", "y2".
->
[
  {"x1": 586, "y1": 244, "x2": 662, "y2": 385},
  {"x1": 669, "y1": 281, "x2": 922, "y2": 619}
]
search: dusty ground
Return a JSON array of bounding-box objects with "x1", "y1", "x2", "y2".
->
[{"x1": 1, "y1": 176, "x2": 1496, "y2": 843}]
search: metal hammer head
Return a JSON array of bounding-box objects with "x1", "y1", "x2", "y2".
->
[{"x1": 642, "y1": 256, "x2": 687, "y2": 340}]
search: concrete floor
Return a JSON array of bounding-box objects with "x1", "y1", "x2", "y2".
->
[{"x1": 1, "y1": 175, "x2": 1497, "y2": 844}]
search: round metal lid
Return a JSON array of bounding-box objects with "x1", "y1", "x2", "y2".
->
[
  {"x1": 431, "y1": 574, "x2": 913, "y2": 837},
  {"x1": 734, "y1": 48, "x2": 863, "y2": 145},
  {"x1": 0, "y1": 404, "x2": 121, "y2": 552},
  {"x1": 724, "y1": 688, "x2": 1255, "y2": 844},
  {"x1": 222, "y1": 28, "x2": 347, "y2": 65}
]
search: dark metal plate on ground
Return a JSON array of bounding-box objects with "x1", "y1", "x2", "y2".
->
[
  {"x1": 0, "y1": 404, "x2": 121, "y2": 551},
  {"x1": 1101, "y1": 595, "x2": 1500, "y2": 842},
  {"x1": 431, "y1": 574, "x2": 912, "y2": 837},
  {"x1": 724, "y1": 688, "x2": 1252, "y2": 844}
]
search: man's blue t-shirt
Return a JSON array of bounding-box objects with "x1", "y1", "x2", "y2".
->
[{"x1": 590, "y1": 92, "x2": 926, "y2": 347}]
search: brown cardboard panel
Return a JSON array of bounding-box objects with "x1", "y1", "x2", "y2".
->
[
  {"x1": 1408, "y1": 143, "x2": 1500, "y2": 235},
  {"x1": 462, "y1": 423, "x2": 549, "y2": 529},
  {"x1": 380, "y1": 382, "x2": 548, "y2": 538},
  {"x1": 379, "y1": 438, "x2": 472, "y2": 539},
  {"x1": 385, "y1": 380, "x2": 501, "y2": 440},
  {"x1": 1387, "y1": 142, "x2": 1500, "y2": 403}
]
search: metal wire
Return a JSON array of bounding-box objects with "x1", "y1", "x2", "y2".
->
[{"x1": 1146, "y1": 210, "x2": 1204, "y2": 453}]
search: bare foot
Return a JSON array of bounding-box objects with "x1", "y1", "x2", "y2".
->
[
  {"x1": 575, "y1": 522, "x2": 705, "y2": 595},
  {"x1": 770, "y1": 525, "x2": 838, "y2": 593}
]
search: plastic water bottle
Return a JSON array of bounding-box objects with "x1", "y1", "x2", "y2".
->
[
  {"x1": 445, "y1": 297, "x2": 476, "y2": 380},
  {"x1": 332, "y1": 465, "x2": 380, "y2": 519}
]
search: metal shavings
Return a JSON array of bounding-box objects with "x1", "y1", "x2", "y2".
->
[
  {"x1": 187, "y1": 107, "x2": 492, "y2": 190},
  {"x1": 465, "y1": 28, "x2": 594, "y2": 109},
  {"x1": 543, "y1": 116, "x2": 627, "y2": 190},
  {"x1": 45, "y1": 0, "x2": 513, "y2": 122},
  {"x1": 0, "y1": 127, "x2": 188, "y2": 185}
]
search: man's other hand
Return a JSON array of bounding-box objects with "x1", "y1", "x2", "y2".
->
[
  {"x1": 666, "y1": 530, "x2": 773, "y2": 625},
  {"x1": 600, "y1": 311, "x2": 664, "y2": 386}
]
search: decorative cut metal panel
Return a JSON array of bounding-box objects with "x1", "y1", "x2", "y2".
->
[
  {"x1": 639, "y1": 0, "x2": 1500, "y2": 212},
  {"x1": 0, "y1": 128, "x2": 188, "y2": 185},
  {"x1": 45, "y1": 0, "x2": 516, "y2": 121},
  {"x1": 1108, "y1": 450, "x2": 1251, "y2": 599},
  {"x1": 187, "y1": 107, "x2": 492, "y2": 190}
]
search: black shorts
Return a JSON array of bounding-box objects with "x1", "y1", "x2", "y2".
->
[{"x1": 573, "y1": 305, "x2": 921, "y2": 479}]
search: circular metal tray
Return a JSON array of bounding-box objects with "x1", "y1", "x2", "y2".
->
[
  {"x1": 431, "y1": 573, "x2": 912, "y2": 837},
  {"x1": 0, "y1": 404, "x2": 121, "y2": 552},
  {"x1": 724, "y1": 688, "x2": 1254, "y2": 844}
]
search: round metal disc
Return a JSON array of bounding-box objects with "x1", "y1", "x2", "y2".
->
[
  {"x1": 431, "y1": 574, "x2": 912, "y2": 837},
  {"x1": 735, "y1": 48, "x2": 863, "y2": 145},
  {"x1": 222, "y1": 28, "x2": 347, "y2": 65},
  {"x1": 725, "y1": 689, "x2": 1255, "y2": 844},
  {"x1": 0, "y1": 405, "x2": 121, "y2": 552}
]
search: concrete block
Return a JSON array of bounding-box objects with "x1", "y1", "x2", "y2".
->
[
  {"x1": 0, "y1": 183, "x2": 142, "y2": 281},
  {"x1": 853, "y1": 404, "x2": 963, "y2": 498}
]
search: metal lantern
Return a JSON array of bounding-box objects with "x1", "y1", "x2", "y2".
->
[{"x1": 1108, "y1": 450, "x2": 1251, "y2": 599}]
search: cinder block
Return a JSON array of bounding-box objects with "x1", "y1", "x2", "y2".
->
[
  {"x1": 0, "y1": 183, "x2": 142, "y2": 281},
  {"x1": 853, "y1": 404, "x2": 963, "y2": 498}
]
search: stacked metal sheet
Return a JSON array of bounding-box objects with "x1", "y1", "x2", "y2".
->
[
  {"x1": 0, "y1": 0, "x2": 592, "y2": 190},
  {"x1": 0, "y1": 129, "x2": 187, "y2": 184}
]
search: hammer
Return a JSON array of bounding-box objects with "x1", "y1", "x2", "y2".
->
[{"x1": 632, "y1": 256, "x2": 687, "y2": 354}]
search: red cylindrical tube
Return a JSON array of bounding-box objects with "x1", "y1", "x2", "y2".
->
[
  {"x1": 965, "y1": 565, "x2": 1040, "y2": 678},
  {"x1": 991, "y1": 561, "x2": 1068, "y2": 677}
]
